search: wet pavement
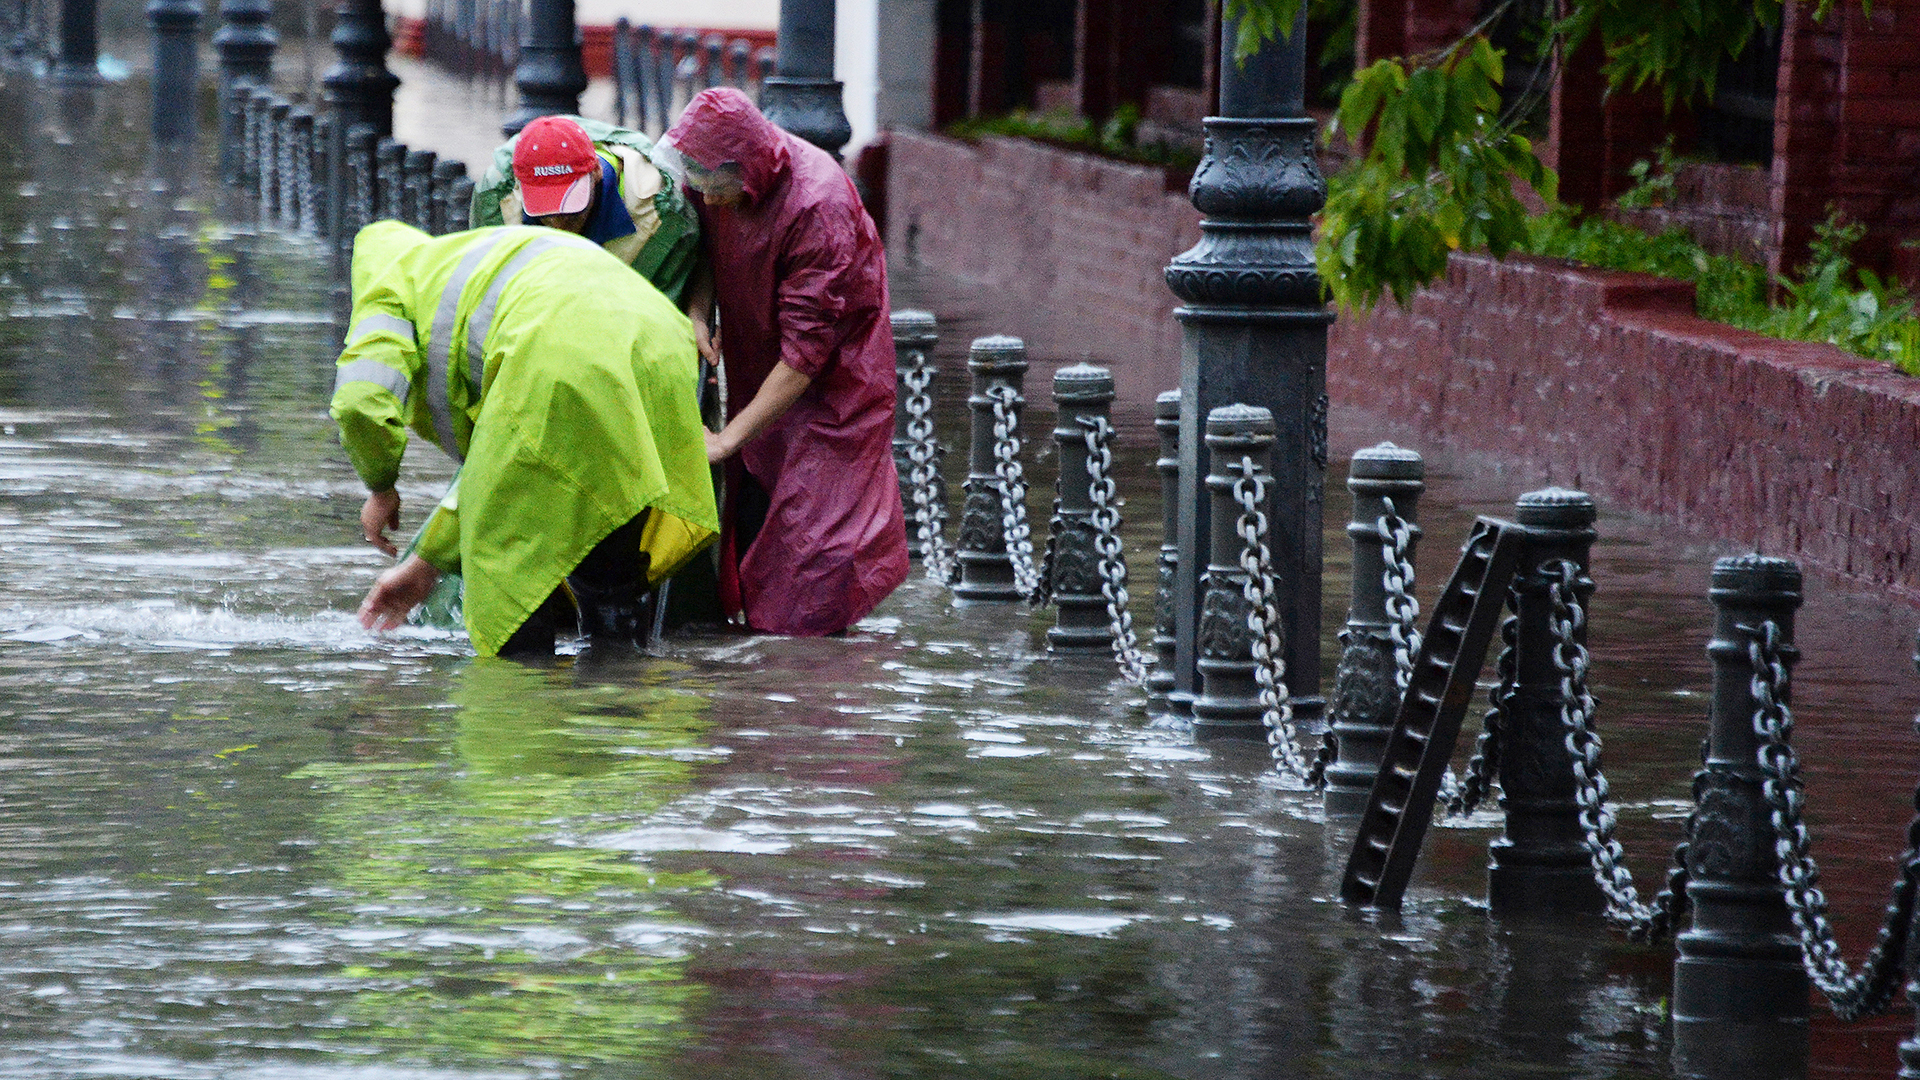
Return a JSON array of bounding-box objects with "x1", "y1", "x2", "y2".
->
[{"x1": 0, "y1": 65, "x2": 1918, "y2": 1080}]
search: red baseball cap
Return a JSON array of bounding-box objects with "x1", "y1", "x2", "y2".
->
[{"x1": 512, "y1": 116, "x2": 598, "y2": 217}]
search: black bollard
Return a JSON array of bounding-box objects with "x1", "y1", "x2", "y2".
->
[
  {"x1": 1323, "y1": 443, "x2": 1425, "y2": 817},
  {"x1": 953, "y1": 335, "x2": 1027, "y2": 605},
  {"x1": 147, "y1": 0, "x2": 199, "y2": 141},
  {"x1": 1165, "y1": 2, "x2": 1330, "y2": 732},
  {"x1": 51, "y1": 0, "x2": 99, "y2": 83},
  {"x1": 343, "y1": 123, "x2": 377, "y2": 240},
  {"x1": 1672, "y1": 555, "x2": 1808, "y2": 1080},
  {"x1": 611, "y1": 17, "x2": 631, "y2": 126},
  {"x1": 375, "y1": 137, "x2": 405, "y2": 221},
  {"x1": 633, "y1": 24, "x2": 658, "y2": 132},
  {"x1": 1900, "y1": 630, "x2": 1920, "y2": 1080},
  {"x1": 1191, "y1": 404, "x2": 1277, "y2": 738},
  {"x1": 269, "y1": 99, "x2": 292, "y2": 222},
  {"x1": 504, "y1": 0, "x2": 586, "y2": 133},
  {"x1": 322, "y1": 0, "x2": 399, "y2": 138},
  {"x1": 728, "y1": 38, "x2": 751, "y2": 89},
  {"x1": 403, "y1": 147, "x2": 436, "y2": 231},
  {"x1": 759, "y1": 0, "x2": 851, "y2": 157},
  {"x1": 1047, "y1": 365, "x2": 1116, "y2": 652},
  {"x1": 891, "y1": 309, "x2": 938, "y2": 557},
  {"x1": 289, "y1": 109, "x2": 316, "y2": 231},
  {"x1": 701, "y1": 33, "x2": 724, "y2": 91},
  {"x1": 214, "y1": 0, "x2": 274, "y2": 173},
  {"x1": 1149, "y1": 390, "x2": 1185, "y2": 713},
  {"x1": 311, "y1": 112, "x2": 334, "y2": 237},
  {"x1": 431, "y1": 158, "x2": 467, "y2": 234},
  {"x1": 1488, "y1": 488, "x2": 1605, "y2": 915},
  {"x1": 448, "y1": 176, "x2": 476, "y2": 231}
]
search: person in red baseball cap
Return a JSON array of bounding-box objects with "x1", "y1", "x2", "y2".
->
[{"x1": 470, "y1": 115, "x2": 704, "y2": 314}]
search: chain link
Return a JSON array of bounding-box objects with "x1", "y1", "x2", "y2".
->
[
  {"x1": 1079, "y1": 416, "x2": 1150, "y2": 686},
  {"x1": 1227, "y1": 456, "x2": 1316, "y2": 780},
  {"x1": 1747, "y1": 620, "x2": 1919, "y2": 1019},
  {"x1": 1547, "y1": 560, "x2": 1687, "y2": 941},
  {"x1": 1445, "y1": 606, "x2": 1515, "y2": 818},
  {"x1": 986, "y1": 384, "x2": 1049, "y2": 604},
  {"x1": 901, "y1": 362, "x2": 961, "y2": 586},
  {"x1": 1379, "y1": 496, "x2": 1422, "y2": 693}
]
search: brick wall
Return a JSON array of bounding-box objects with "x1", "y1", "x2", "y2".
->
[
  {"x1": 889, "y1": 131, "x2": 1920, "y2": 599},
  {"x1": 1329, "y1": 252, "x2": 1920, "y2": 599}
]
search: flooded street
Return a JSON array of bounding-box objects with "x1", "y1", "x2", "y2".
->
[{"x1": 3, "y1": 73, "x2": 1920, "y2": 1079}]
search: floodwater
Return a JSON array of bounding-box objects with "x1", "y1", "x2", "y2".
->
[{"x1": 3, "y1": 72, "x2": 1920, "y2": 1080}]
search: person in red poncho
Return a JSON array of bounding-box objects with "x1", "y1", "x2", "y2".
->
[{"x1": 657, "y1": 88, "x2": 908, "y2": 636}]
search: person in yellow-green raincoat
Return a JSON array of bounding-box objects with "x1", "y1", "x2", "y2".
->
[{"x1": 331, "y1": 220, "x2": 718, "y2": 658}]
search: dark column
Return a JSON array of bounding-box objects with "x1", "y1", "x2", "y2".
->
[
  {"x1": 323, "y1": 0, "x2": 399, "y2": 137},
  {"x1": 892, "y1": 310, "x2": 939, "y2": 559},
  {"x1": 1323, "y1": 443, "x2": 1424, "y2": 817},
  {"x1": 1191, "y1": 404, "x2": 1277, "y2": 737},
  {"x1": 1672, "y1": 555, "x2": 1808, "y2": 1080},
  {"x1": 1149, "y1": 389, "x2": 1185, "y2": 713},
  {"x1": 146, "y1": 0, "x2": 199, "y2": 139},
  {"x1": 1047, "y1": 364, "x2": 1116, "y2": 652},
  {"x1": 1165, "y1": 5, "x2": 1331, "y2": 733},
  {"x1": 953, "y1": 335, "x2": 1026, "y2": 605},
  {"x1": 215, "y1": 0, "x2": 274, "y2": 176},
  {"x1": 51, "y1": 0, "x2": 99, "y2": 83},
  {"x1": 1487, "y1": 488, "x2": 1605, "y2": 916},
  {"x1": 760, "y1": 0, "x2": 852, "y2": 157},
  {"x1": 504, "y1": 0, "x2": 586, "y2": 134}
]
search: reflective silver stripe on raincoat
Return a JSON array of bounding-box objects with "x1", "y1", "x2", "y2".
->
[
  {"x1": 348, "y1": 312, "x2": 416, "y2": 345},
  {"x1": 332, "y1": 359, "x2": 413, "y2": 404},
  {"x1": 425, "y1": 232, "x2": 517, "y2": 461},
  {"x1": 464, "y1": 233, "x2": 597, "y2": 397}
]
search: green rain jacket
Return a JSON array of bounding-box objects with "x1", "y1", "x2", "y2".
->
[
  {"x1": 469, "y1": 116, "x2": 700, "y2": 308},
  {"x1": 330, "y1": 222, "x2": 719, "y2": 656}
]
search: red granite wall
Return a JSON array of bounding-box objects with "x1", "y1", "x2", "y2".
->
[{"x1": 888, "y1": 131, "x2": 1920, "y2": 599}]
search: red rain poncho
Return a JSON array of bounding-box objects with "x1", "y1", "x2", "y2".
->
[{"x1": 665, "y1": 88, "x2": 907, "y2": 635}]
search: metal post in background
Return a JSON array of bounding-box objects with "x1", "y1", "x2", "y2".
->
[
  {"x1": 289, "y1": 108, "x2": 316, "y2": 232},
  {"x1": 403, "y1": 147, "x2": 436, "y2": 230},
  {"x1": 1165, "y1": 3, "x2": 1331, "y2": 735},
  {"x1": 891, "y1": 309, "x2": 938, "y2": 556},
  {"x1": 215, "y1": 0, "x2": 275, "y2": 171},
  {"x1": 633, "y1": 24, "x2": 658, "y2": 134},
  {"x1": 1672, "y1": 554, "x2": 1808, "y2": 1080},
  {"x1": 322, "y1": 0, "x2": 399, "y2": 138},
  {"x1": 1488, "y1": 488, "x2": 1604, "y2": 915},
  {"x1": 504, "y1": 0, "x2": 585, "y2": 133},
  {"x1": 145, "y1": 0, "x2": 198, "y2": 141},
  {"x1": 1149, "y1": 389, "x2": 1184, "y2": 712},
  {"x1": 1191, "y1": 404, "x2": 1276, "y2": 737},
  {"x1": 727, "y1": 38, "x2": 750, "y2": 89},
  {"x1": 1323, "y1": 443, "x2": 1424, "y2": 817},
  {"x1": 759, "y1": 0, "x2": 851, "y2": 157},
  {"x1": 50, "y1": 0, "x2": 97, "y2": 83},
  {"x1": 953, "y1": 335, "x2": 1026, "y2": 605},
  {"x1": 611, "y1": 17, "x2": 631, "y2": 126},
  {"x1": 1047, "y1": 364, "x2": 1115, "y2": 652},
  {"x1": 432, "y1": 157, "x2": 467, "y2": 233}
]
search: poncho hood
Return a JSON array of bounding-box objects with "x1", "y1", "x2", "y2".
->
[{"x1": 664, "y1": 87, "x2": 790, "y2": 205}]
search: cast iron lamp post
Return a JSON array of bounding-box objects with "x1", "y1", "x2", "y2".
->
[
  {"x1": 504, "y1": 0, "x2": 585, "y2": 134},
  {"x1": 758, "y1": 0, "x2": 851, "y2": 157},
  {"x1": 1164, "y1": 7, "x2": 1331, "y2": 735}
]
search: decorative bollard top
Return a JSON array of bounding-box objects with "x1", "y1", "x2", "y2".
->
[
  {"x1": 1205, "y1": 403, "x2": 1276, "y2": 446},
  {"x1": 890, "y1": 310, "x2": 937, "y2": 347},
  {"x1": 1710, "y1": 553, "x2": 1803, "y2": 604},
  {"x1": 1053, "y1": 364, "x2": 1113, "y2": 403},
  {"x1": 968, "y1": 335, "x2": 1027, "y2": 373},
  {"x1": 1514, "y1": 486, "x2": 1596, "y2": 528},
  {"x1": 1155, "y1": 389, "x2": 1180, "y2": 420},
  {"x1": 1350, "y1": 442, "x2": 1424, "y2": 481}
]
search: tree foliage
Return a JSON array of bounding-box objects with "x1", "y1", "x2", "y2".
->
[{"x1": 1224, "y1": 0, "x2": 1862, "y2": 309}]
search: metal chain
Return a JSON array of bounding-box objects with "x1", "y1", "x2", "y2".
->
[
  {"x1": 1747, "y1": 620, "x2": 1920, "y2": 1019},
  {"x1": 1445, "y1": 606, "x2": 1516, "y2": 818},
  {"x1": 1079, "y1": 416, "x2": 1150, "y2": 686},
  {"x1": 293, "y1": 121, "x2": 317, "y2": 235},
  {"x1": 1229, "y1": 456, "x2": 1314, "y2": 780},
  {"x1": 1379, "y1": 496, "x2": 1422, "y2": 692},
  {"x1": 1549, "y1": 560, "x2": 1687, "y2": 941},
  {"x1": 986, "y1": 384, "x2": 1048, "y2": 604},
  {"x1": 901, "y1": 362, "x2": 960, "y2": 586},
  {"x1": 277, "y1": 111, "x2": 296, "y2": 228}
]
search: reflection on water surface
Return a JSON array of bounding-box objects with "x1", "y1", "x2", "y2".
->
[{"x1": 0, "y1": 74, "x2": 1915, "y2": 1080}]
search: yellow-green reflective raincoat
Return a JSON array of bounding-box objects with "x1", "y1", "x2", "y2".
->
[{"x1": 330, "y1": 222, "x2": 718, "y2": 656}]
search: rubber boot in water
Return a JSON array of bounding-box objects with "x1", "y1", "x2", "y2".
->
[{"x1": 573, "y1": 581, "x2": 657, "y2": 649}]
